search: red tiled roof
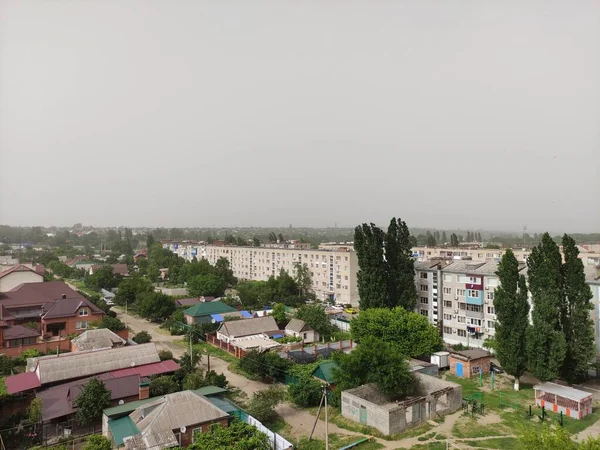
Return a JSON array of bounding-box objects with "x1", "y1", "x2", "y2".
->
[
  {"x1": 4, "y1": 372, "x2": 41, "y2": 394},
  {"x1": 108, "y1": 359, "x2": 180, "y2": 378},
  {"x1": 0, "y1": 264, "x2": 41, "y2": 280}
]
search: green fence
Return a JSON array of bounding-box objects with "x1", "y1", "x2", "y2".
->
[{"x1": 499, "y1": 392, "x2": 520, "y2": 410}]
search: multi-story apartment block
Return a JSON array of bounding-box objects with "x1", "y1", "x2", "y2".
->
[
  {"x1": 415, "y1": 260, "x2": 527, "y2": 349},
  {"x1": 162, "y1": 241, "x2": 359, "y2": 306}
]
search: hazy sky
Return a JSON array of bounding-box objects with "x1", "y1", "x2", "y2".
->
[{"x1": 1, "y1": 1, "x2": 598, "y2": 232}]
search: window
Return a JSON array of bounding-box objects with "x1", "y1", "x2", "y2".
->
[
  {"x1": 487, "y1": 277, "x2": 498, "y2": 286},
  {"x1": 420, "y1": 309, "x2": 428, "y2": 317},
  {"x1": 457, "y1": 329, "x2": 467, "y2": 337},
  {"x1": 76, "y1": 321, "x2": 89, "y2": 330},
  {"x1": 457, "y1": 316, "x2": 466, "y2": 323},
  {"x1": 78, "y1": 308, "x2": 89, "y2": 316},
  {"x1": 468, "y1": 318, "x2": 482, "y2": 326},
  {"x1": 466, "y1": 304, "x2": 482, "y2": 312},
  {"x1": 420, "y1": 285, "x2": 429, "y2": 292},
  {"x1": 443, "y1": 287, "x2": 452, "y2": 295},
  {"x1": 468, "y1": 290, "x2": 478, "y2": 298},
  {"x1": 443, "y1": 314, "x2": 452, "y2": 321},
  {"x1": 193, "y1": 427, "x2": 203, "y2": 442},
  {"x1": 471, "y1": 365, "x2": 481, "y2": 375},
  {"x1": 457, "y1": 289, "x2": 466, "y2": 296},
  {"x1": 459, "y1": 302, "x2": 466, "y2": 310},
  {"x1": 488, "y1": 321, "x2": 495, "y2": 328},
  {"x1": 303, "y1": 333, "x2": 308, "y2": 339},
  {"x1": 420, "y1": 272, "x2": 428, "y2": 279},
  {"x1": 420, "y1": 297, "x2": 429, "y2": 305},
  {"x1": 444, "y1": 300, "x2": 452, "y2": 308},
  {"x1": 487, "y1": 306, "x2": 495, "y2": 315},
  {"x1": 443, "y1": 327, "x2": 453, "y2": 334},
  {"x1": 486, "y1": 292, "x2": 494, "y2": 300},
  {"x1": 443, "y1": 274, "x2": 452, "y2": 282}
]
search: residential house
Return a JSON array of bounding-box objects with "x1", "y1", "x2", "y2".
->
[
  {"x1": 216, "y1": 316, "x2": 280, "y2": 344},
  {"x1": 71, "y1": 329, "x2": 127, "y2": 352},
  {"x1": 107, "y1": 390, "x2": 230, "y2": 448},
  {"x1": 0, "y1": 264, "x2": 44, "y2": 292},
  {"x1": 285, "y1": 318, "x2": 319, "y2": 343},
  {"x1": 90, "y1": 264, "x2": 130, "y2": 277},
  {"x1": 174, "y1": 296, "x2": 216, "y2": 308},
  {"x1": 183, "y1": 301, "x2": 237, "y2": 325}
]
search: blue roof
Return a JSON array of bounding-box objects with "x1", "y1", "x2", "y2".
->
[
  {"x1": 211, "y1": 314, "x2": 224, "y2": 322},
  {"x1": 241, "y1": 311, "x2": 252, "y2": 318},
  {"x1": 272, "y1": 334, "x2": 284, "y2": 338}
]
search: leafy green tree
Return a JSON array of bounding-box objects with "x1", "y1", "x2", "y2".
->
[
  {"x1": 526, "y1": 233, "x2": 566, "y2": 382},
  {"x1": 517, "y1": 425, "x2": 577, "y2": 450},
  {"x1": 158, "y1": 349, "x2": 173, "y2": 361},
  {"x1": 239, "y1": 351, "x2": 291, "y2": 380},
  {"x1": 333, "y1": 337, "x2": 414, "y2": 398},
  {"x1": 75, "y1": 379, "x2": 111, "y2": 426},
  {"x1": 494, "y1": 249, "x2": 530, "y2": 390},
  {"x1": 188, "y1": 419, "x2": 270, "y2": 450},
  {"x1": 136, "y1": 292, "x2": 176, "y2": 321},
  {"x1": 82, "y1": 435, "x2": 112, "y2": 450},
  {"x1": 287, "y1": 375, "x2": 323, "y2": 407},
  {"x1": 132, "y1": 331, "x2": 152, "y2": 344},
  {"x1": 293, "y1": 262, "x2": 311, "y2": 297},
  {"x1": 354, "y1": 218, "x2": 416, "y2": 310},
  {"x1": 188, "y1": 274, "x2": 226, "y2": 297},
  {"x1": 426, "y1": 231, "x2": 436, "y2": 247},
  {"x1": 85, "y1": 266, "x2": 121, "y2": 291},
  {"x1": 97, "y1": 316, "x2": 126, "y2": 332},
  {"x1": 271, "y1": 303, "x2": 287, "y2": 323},
  {"x1": 441, "y1": 231, "x2": 447, "y2": 244},
  {"x1": 182, "y1": 371, "x2": 207, "y2": 390},
  {"x1": 295, "y1": 305, "x2": 334, "y2": 339},
  {"x1": 178, "y1": 348, "x2": 202, "y2": 374},
  {"x1": 354, "y1": 223, "x2": 388, "y2": 309},
  {"x1": 27, "y1": 397, "x2": 42, "y2": 424},
  {"x1": 350, "y1": 307, "x2": 442, "y2": 357},
  {"x1": 561, "y1": 234, "x2": 595, "y2": 384},
  {"x1": 114, "y1": 274, "x2": 153, "y2": 307},
  {"x1": 149, "y1": 376, "x2": 179, "y2": 396},
  {"x1": 247, "y1": 386, "x2": 285, "y2": 423},
  {"x1": 252, "y1": 237, "x2": 261, "y2": 247},
  {"x1": 450, "y1": 233, "x2": 459, "y2": 246},
  {"x1": 215, "y1": 257, "x2": 237, "y2": 285}
]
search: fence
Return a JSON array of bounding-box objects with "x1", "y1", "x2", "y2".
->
[
  {"x1": 0, "y1": 338, "x2": 71, "y2": 358},
  {"x1": 279, "y1": 340, "x2": 355, "y2": 363},
  {"x1": 244, "y1": 414, "x2": 294, "y2": 450},
  {"x1": 205, "y1": 333, "x2": 248, "y2": 358}
]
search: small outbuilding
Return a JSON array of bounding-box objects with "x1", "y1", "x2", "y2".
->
[
  {"x1": 534, "y1": 382, "x2": 593, "y2": 420},
  {"x1": 449, "y1": 349, "x2": 492, "y2": 378},
  {"x1": 312, "y1": 361, "x2": 339, "y2": 386},
  {"x1": 285, "y1": 318, "x2": 319, "y2": 343}
]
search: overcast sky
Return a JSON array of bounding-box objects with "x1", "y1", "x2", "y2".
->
[{"x1": 0, "y1": 1, "x2": 598, "y2": 232}]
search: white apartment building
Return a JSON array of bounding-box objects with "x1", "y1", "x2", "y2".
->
[
  {"x1": 163, "y1": 242, "x2": 359, "y2": 306},
  {"x1": 415, "y1": 260, "x2": 526, "y2": 349}
]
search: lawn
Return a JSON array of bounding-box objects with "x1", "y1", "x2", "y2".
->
[
  {"x1": 461, "y1": 437, "x2": 518, "y2": 449},
  {"x1": 294, "y1": 434, "x2": 383, "y2": 450}
]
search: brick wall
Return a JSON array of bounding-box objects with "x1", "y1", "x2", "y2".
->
[{"x1": 0, "y1": 337, "x2": 71, "y2": 357}]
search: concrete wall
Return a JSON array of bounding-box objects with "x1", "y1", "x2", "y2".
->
[{"x1": 341, "y1": 374, "x2": 462, "y2": 436}]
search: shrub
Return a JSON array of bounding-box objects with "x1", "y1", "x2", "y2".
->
[
  {"x1": 158, "y1": 350, "x2": 174, "y2": 361},
  {"x1": 132, "y1": 331, "x2": 152, "y2": 344},
  {"x1": 288, "y1": 376, "x2": 323, "y2": 407}
]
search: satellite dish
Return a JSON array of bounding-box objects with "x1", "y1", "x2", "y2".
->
[
  {"x1": 211, "y1": 319, "x2": 216, "y2": 324},
  {"x1": 130, "y1": 362, "x2": 136, "y2": 367},
  {"x1": 180, "y1": 426, "x2": 186, "y2": 433},
  {"x1": 30, "y1": 367, "x2": 36, "y2": 372},
  {"x1": 119, "y1": 400, "x2": 125, "y2": 405}
]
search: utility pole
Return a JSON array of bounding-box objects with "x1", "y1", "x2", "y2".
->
[{"x1": 324, "y1": 385, "x2": 329, "y2": 450}]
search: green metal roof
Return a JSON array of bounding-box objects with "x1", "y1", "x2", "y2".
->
[
  {"x1": 108, "y1": 416, "x2": 139, "y2": 446},
  {"x1": 312, "y1": 361, "x2": 339, "y2": 384},
  {"x1": 192, "y1": 386, "x2": 229, "y2": 397},
  {"x1": 104, "y1": 397, "x2": 156, "y2": 418},
  {"x1": 183, "y1": 301, "x2": 237, "y2": 317},
  {"x1": 206, "y1": 397, "x2": 241, "y2": 414}
]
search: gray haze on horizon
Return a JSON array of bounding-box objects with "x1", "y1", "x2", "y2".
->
[{"x1": 1, "y1": 1, "x2": 599, "y2": 233}]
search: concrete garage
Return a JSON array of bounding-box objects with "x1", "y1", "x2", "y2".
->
[{"x1": 341, "y1": 372, "x2": 462, "y2": 435}]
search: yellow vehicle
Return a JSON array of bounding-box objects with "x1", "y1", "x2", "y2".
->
[{"x1": 344, "y1": 308, "x2": 357, "y2": 314}]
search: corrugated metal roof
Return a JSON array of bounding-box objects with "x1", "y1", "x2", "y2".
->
[
  {"x1": 217, "y1": 316, "x2": 279, "y2": 338},
  {"x1": 104, "y1": 397, "x2": 157, "y2": 418},
  {"x1": 312, "y1": 361, "x2": 339, "y2": 384},
  {"x1": 109, "y1": 359, "x2": 180, "y2": 378},
  {"x1": 71, "y1": 329, "x2": 126, "y2": 351},
  {"x1": 30, "y1": 343, "x2": 161, "y2": 384},
  {"x1": 109, "y1": 416, "x2": 140, "y2": 446},
  {"x1": 183, "y1": 301, "x2": 236, "y2": 318},
  {"x1": 192, "y1": 386, "x2": 229, "y2": 397},
  {"x1": 4, "y1": 372, "x2": 41, "y2": 394},
  {"x1": 534, "y1": 382, "x2": 592, "y2": 402},
  {"x1": 285, "y1": 318, "x2": 310, "y2": 333}
]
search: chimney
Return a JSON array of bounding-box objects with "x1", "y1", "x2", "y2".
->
[
  {"x1": 139, "y1": 381, "x2": 150, "y2": 400},
  {"x1": 62, "y1": 294, "x2": 67, "y2": 299}
]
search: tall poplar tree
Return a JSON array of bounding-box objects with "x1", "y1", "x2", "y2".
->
[
  {"x1": 561, "y1": 235, "x2": 595, "y2": 384},
  {"x1": 494, "y1": 249, "x2": 530, "y2": 390},
  {"x1": 526, "y1": 233, "x2": 566, "y2": 382},
  {"x1": 354, "y1": 218, "x2": 416, "y2": 310},
  {"x1": 441, "y1": 231, "x2": 447, "y2": 244}
]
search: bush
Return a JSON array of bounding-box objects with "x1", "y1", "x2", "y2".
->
[
  {"x1": 238, "y1": 351, "x2": 291, "y2": 381},
  {"x1": 158, "y1": 350, "x2": 174, "y2": 361},
  {"x1": 288, "y1": 376, "x2": 323, "y2": 407},
  {"x1": 132, "y1": 331, "x2": 152, "y2": 344},
  {"x1": 97, "y1": 316, "x2": 126, "y2": 332},
  {"x1": 247, "y1": 386, "x2": 285, "y2": 424}
]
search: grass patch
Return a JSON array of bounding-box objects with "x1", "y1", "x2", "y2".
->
[
  {"x1": 295, "y1": 434, "x2": 383, "y2": 450},
  {"x1": 409, "y1": 442, "x2": 446, "y2": 450},
  {"x1": 434, "y1": 433, "x2": 446, "y2": 440},
  {"x1": 417, "y1": 432, "x2": 436, "y2": 441},
  {"x1": 461, "y1": 437, "x2": 518, "y2": 449},
  {"x1": 452, "y1": 415, "x2": 509, "y2": 439}
]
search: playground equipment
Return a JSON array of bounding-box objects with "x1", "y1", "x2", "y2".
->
[{"x1": 463, "y1": 393, "x2": 485, "y2": 416}]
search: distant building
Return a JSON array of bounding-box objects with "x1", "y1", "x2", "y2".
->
[{"x1": 0, "y1": 264, "x2": 44, "y2": 292}]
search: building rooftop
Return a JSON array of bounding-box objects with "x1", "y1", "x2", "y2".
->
[
  {"x1": 0, "y1": 264, "x2": 42, "y2": 280},
  {"x1": 450, "y1": 349, "x2": 491, "y2": 360},
  {"x1": 1, "y1": 281, "x2": 84, "y2": 307},
  {"x1": 3, "y1": 372, "x2": 41, "y2": 394},
  {"x1": 28, "y1": 343, "x2": 161, "y2": 384},
  {"x1": 217, "y1": 316, "x2": 279, "y2": 338},
  {"x1": 71, "y1": 328, "x2": 126, "y2": 351},
  {"x1": 285, "y1": 318, "x2": 312, "y2": 333},
  {"x1": 534, "y1": 382, "x2": 592, "y2": 402},
  {"x1": 183, "y1": 300, "x2": 236, "y2": 318},
  {"x1": 3, "y1": 324, "x2": 41, "y2": 340}
]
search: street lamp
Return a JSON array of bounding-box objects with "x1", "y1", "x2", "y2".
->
[{"x1": 203, "y1": 348, "x2": 210, "y2": 372}]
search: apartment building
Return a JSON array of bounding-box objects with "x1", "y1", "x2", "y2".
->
[
  {"x1": 415, "y1": 260, "x2": 526, "y2": 348},
  {"x1": 163, "y1": 242, "x2": 359, "y2": 306}
]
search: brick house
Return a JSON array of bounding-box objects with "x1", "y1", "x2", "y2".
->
[{"x1": 449, "y1": 349, "x2": 492, "y2": 378}]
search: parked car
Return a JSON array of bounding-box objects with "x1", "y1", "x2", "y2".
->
[
  {"x1": 344, "y1": 307, "x2": 357, "y2": 314},
  {"x1": 490, "y1": 362, "x2": 504, "y2": 374}
]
